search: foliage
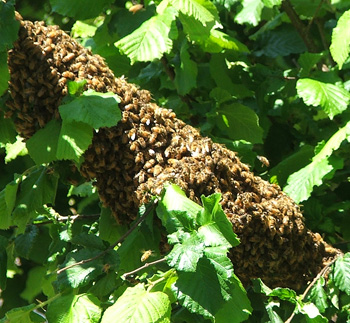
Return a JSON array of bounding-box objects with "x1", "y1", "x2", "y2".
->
[{"x1": 1, "y1": 0, "x2": 350, "y2": 321}]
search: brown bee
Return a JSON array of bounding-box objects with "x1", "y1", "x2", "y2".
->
[
  {"x1": 62, "y1": 52, "x2": 75, "y2": 63},
  {"x1": 144, "y1": 159, "x2": 156, "y2": 169},
  {"x1": 129, "y1": 3, "x2": 144, "y2": 14},
  {"x1": 257, "y1": 155, "x2": 270, "y2": 167},
  {"x1": 148, "y1": 132, "x2": 157, "y2": 144},
  {"x1": 62, "y1": 71, "x2": 75, "y2": 79},
  {"x1": 130, "y1": 141, "x2": 139, "y2": 152},
  {"x1": 135, "y1": 152, "x2": 144, "y2": 164},
  {"x1": 138, "y1": 137, "x2": 147, "y2": 149},
  {"x1": 153, "y1": 165, "x2": 163, "y2": 177}
]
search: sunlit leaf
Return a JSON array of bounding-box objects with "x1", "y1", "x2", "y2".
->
[
  {"x1": 235, "y1": 0, "x2": 264, "y2": 26},
  {"x1": 297, "y1": 78, "x2": 350, "y2": 120},
  {"x1": 4, "y1": 304, "x2": 45, "y2": 323},
  {"x1": 332, "y1": 253, "x2": 350, "y2": 295},
  {"x1": 115, "y1": 7, "x2": 178, "y2": 64},
  {"x1": 5, "y1": 136, "x2": 28, "y2": 163},
  {"x1": 307, "y1": 277, "x2": 328, "y2": 313},
  {"x1": 101, "y1": 285, "x2": 171, "y2": 323},
  {"x1": 47, "y1": 293, "x2": 102, "y2": 323},
  {"x1": 330, "y1": 9, "x2": 350, "y2": 69}
]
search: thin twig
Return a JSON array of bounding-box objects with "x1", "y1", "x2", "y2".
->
[
  {"x1": 305, "y1": 0, "x2": 324, "y2": 35},
  {"x1": 56, "y1": 199, "x2": 158, "y2": 275},
  {"x1": 123, "y1": 257, "x2": 166, "y2": 278},
  {"x1": 284, "y1": 256, "x2": 339, "y2": 323}
]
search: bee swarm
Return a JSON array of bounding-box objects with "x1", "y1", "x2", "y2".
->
[{"x1": 5, "y1": 16, "x2": 341, "y2": 289}]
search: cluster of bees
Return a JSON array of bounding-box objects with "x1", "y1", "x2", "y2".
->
[{"x1": 4, "y1": 17, "x2": 341, "y2": 289}]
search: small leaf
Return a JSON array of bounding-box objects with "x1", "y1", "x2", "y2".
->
[
  {"x1": 5, "y1": 136, "x2": 28, "y2": 163},
  {"x1": 115, "y1": 7, "x2": 178, "y2": 64},
  {"x1": 169, "y1": 0, "x2": 219, "y2": 27},
  {"x1": 26, "y1": 119, "x2": 61, "y2": 165},
  {"x1": 56, "y1": 121, "x2": 93, "y2": 162},
  {"x1": 20, "y1": 266, "x2": 46, "y2": 302},
  {"x1": 99, "y1": 208, "x2": 128, "y2": 244},
  {"x1": 0, "y1": 52, "x2": 10, "y2": 95},
  {"x1": 101, "y1": 285, "x2": 171, "y2": 323},
  {"x1": 330, "y1": 9, "x2": 350, "y2": 69},
  {"x1": 174, "y1": 42, "x2": 198, "y2": 95},
  {"x1": 235, "y1": 0, "x2": 264, "y2": 26},
  {"x1": 56, "y1": 248, "x2": 105, "y2": 290},
  {"x1": 306, "y1": 277, "x2": 328, "y2": 313},
  {"x1": 59, "y1": 90, "x2": 121, "y2": 129},
  {"x1": 297, "y1": 78, "x2": 350, "y2": 120},
  {"x1": 4, "y1": 304, "x2": 45, "y2": 323},
  {"x1": 50, "y1": 0, "x2": 114, "y2": 19},
  {"x1": 0, "y1": 0, "x2": 20, "y2": 51},
  {"x1": 166, "y1": 233, "x2": 204, "y2": 271},
  {"x1": 47, "y1": 293, "x2": 102, "y2": 323},
  {"x1": 298, "y1": 302, "x2": 327, "y2": 322},
  {"x1": 332, "y1": 253, "x2": 350, "y2": 295},
  {"x1": 215, "y1": 103, "x2": 264, "y2": 144}
]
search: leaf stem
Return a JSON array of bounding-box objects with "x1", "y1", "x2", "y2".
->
[
  {"x1": 56, "y1": 199, "x2": 158, "y2": 275},
  {"x1": 123, "y1": 257, "x2": 167, "y2": 279}
]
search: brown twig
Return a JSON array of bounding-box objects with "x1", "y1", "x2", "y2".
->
[
  {"x1": 284, "y1": 257, "x2": 339, "y2": 323},
  {"x1": 281, "y1": 0, "x2": 318, "y2": 53},
  {"x1": 123, "y1": 257, "x2": 167, "y2": 278},
  {"x1": 56, "y1": 199, "x2": 158, "y2": 275},
  {"x1": 305, "y1": 0, "x2": 324, "y2": 35}
]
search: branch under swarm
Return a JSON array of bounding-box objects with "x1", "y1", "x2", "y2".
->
[{"x1": 4, "y1": 14, "x2": 341, "y2": 290}]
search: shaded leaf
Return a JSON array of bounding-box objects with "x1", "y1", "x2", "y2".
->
[
  {"x1": 0, "y1": 52, "x2": 10, "y2": 95},
  {"x1": 297, "y1": 78, "x2": 350, "y2": 120},
  {"x1": 101, "y1": 285, "x2": 171, "y2": 323},
  {"x1": 0, "y1": 0, "x2": 20, "y2": 51},
  {"x1": 330, "y1": 9, "x2": 350, "y2": 69},
  {"x1": 50, "y1": 0, "x2": 114, "y2": 20}
]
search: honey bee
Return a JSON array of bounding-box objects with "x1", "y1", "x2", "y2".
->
[
  {"x1": 257, "y1": 155, "x2": 270, "y2": 167},
  {"x1": 130, "y1": 141, "x2": 139, "y2": 151},
  {"x1": 138, "y1": 137, "x2": 147, "y2": 148},
  {"x1": 62, "y1": 52, "x2": 75, "y2": 63},
  {"x1": 87, "y1": 63, "x2": 98, "y2": 74},
  {"x1": 135, "y1": 152, "x2": 144, "y2": 164},
  {"x1": 62, "y1": 71, "x2": 75, "y2": 79},
  {"x1": 128, "y1": 129, "x2": 137, "y2": 141},
  {"x1": 37, "y1": 87, "x2": 46, "y2": 98},
  {"x1": 129, "y1": 3, "x2": 144, "y2": 14},
  {"x1": 144, "y1": 159, "x2": 156, "y2": 169},
  {"x1": 155, "y1": 152, "x2": 164, "y2": 164},
  {"x1": 148, "y1": 132, "x2": 157, "y2": 144},
  {"x1": 153, "y1": 165, "x2": 163, "y2": 177}
]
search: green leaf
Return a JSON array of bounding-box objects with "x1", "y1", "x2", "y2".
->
[
  {"x1": 0, "y1": 236, "x2": 8, "y2": 290},
  {"x1": 4, "y1": 304, "x2": 45, "y2": 323},
  {"x1": 235, "y1": 0, "x2": 264, "y2": 26},
  {"x1": 166, "y1": 233, "x2": 204, "y2": 271},
  {"x1": 215, "y1": 103, "x2": 264, "y2": 144},
  {"x1": 71, "y1": 232, "x2": 106, "y2": 250},
  {"x1": 175, "y1": 257, "x2": 228, "y2": 319},
  {"x1": 26, "y1": 119, "x2": 61, "y2": 165},
  {"x1": 20, "y1": 266, "x2": 46, "y2": 302},
  {"x1": 56, "y1": 248, "x2": 105, "y2": 290},
  {"x1": 284, "y1": 122, "x2": 350, "y2": 203},
  {"x1": 0, "y1": 0, "x2": 20, "y2": 51},
  {"x1": 330, "y1": 9, "x2": 350, "y2": 69},
  {"x1": 5, "y1": 136, "x2": 28, "y2": 163},
  {"x1": 50, "y1": 0, "x2": 114, "y2": 19},
  {"x1": 0, "y1": 180, "x2": 18, "y2": 229},
  {"x1": 115, "y1": 8, "x2": 178, "y2": 64},
  {"x1": 333, "y1": 253, "x2": 350, "y2": 295},
  {"x1": 56, "y1": 121, "x2": 93, "y2": 162},
  {"x1": 307, "y1": 277, "x2": 328, "y2": 313},
  {"x1": 99, "y1": 208, "x2": 128, "y2": 244},
  {"x1": 199, "y1": 194, "x2": 239, "y2": 247},
  {"x1": 169, "y1": 0, "x2": 219, "y2": 27},
  {"x1": 178, "y1": 12, "x2": 211, "y2": 43},
  {"x1": 262, "y1": 0, "x2": 282, "y2": 7},
  {"x1": 71, "y1": 21, "x2": 98, "y2": 39},
  {"x1": 201, "y1": 29, "x2": 249, "y2": 53},
  {"x1": 174, "y1": 42, "x2": 198, "y2": 95},
  {"x1": 59, "y1": 90, "x2": 121, "y2": 129},
  {"x1": 298, "y1": 302, "x2": 327, "y2": 322},
  {"x1": 297, "y1": 78, "x2": 350, "y2": 120},
  {"x1": 101, "y1": 285, "x2": 171, "y2": 323},
  {"x1": 47, "y1": 293, "x2": 102, "y2": 323},
  {"x1": 0, "y1": 52, "x2": 10, "y2": 95},
  {"x1": 298, "y1": 52, "x2": 325, "y2": 77}
]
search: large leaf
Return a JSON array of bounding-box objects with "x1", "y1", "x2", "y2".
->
[
  {"x1": 3, "y1": 304, "x2": 45, "y2": 323},
  {"x1": 0, "y1": 0, "x2": 19, "y2": 51},
  {"x1": 115, "y1": 7, "x2": 178, "y2": 64},
  {"x1": 47, "y1": 293, "x2": 102, "y2": 323},
  {"x1": 215, "y1": 103, "x2": 264, "y2": 144},
  {"x1": 284, "y1": 121, "x2": 350, "y2": 203},
  {"x1": 55, "y1": 248, "x2": 105, "y2": 290},
  {"x1": 330, "y1": 9, "x2": 350, "y2": 69},
  {"x1": 50, "y1": 0, "x2": 114, "y2": 20},
  {"x1": 59, "y1": 90, "x2": 121, "y2": 129},
  {"x1": 332, "y1": 253, "x2": 350, "y2": 295},
  {"x1": 235, "y1": 0, "x2": 264, "y2": 26},
  {"x1": 297, "y1": 78, "x2": 350, "y2": 120},
  {"x1": 101, "y1": 285, "x2": 171, "y2": 323},
  {"x1": 306, "y1": 277, "x2": 328, "y2": 313}
]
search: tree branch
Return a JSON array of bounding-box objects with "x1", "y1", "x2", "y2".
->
[
  {"x1": 281, "y1": 0, "x2": 318, "y2": 53},
  {"x1": 122, "y1": 257, "x2": 167, "y2": 278}
]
